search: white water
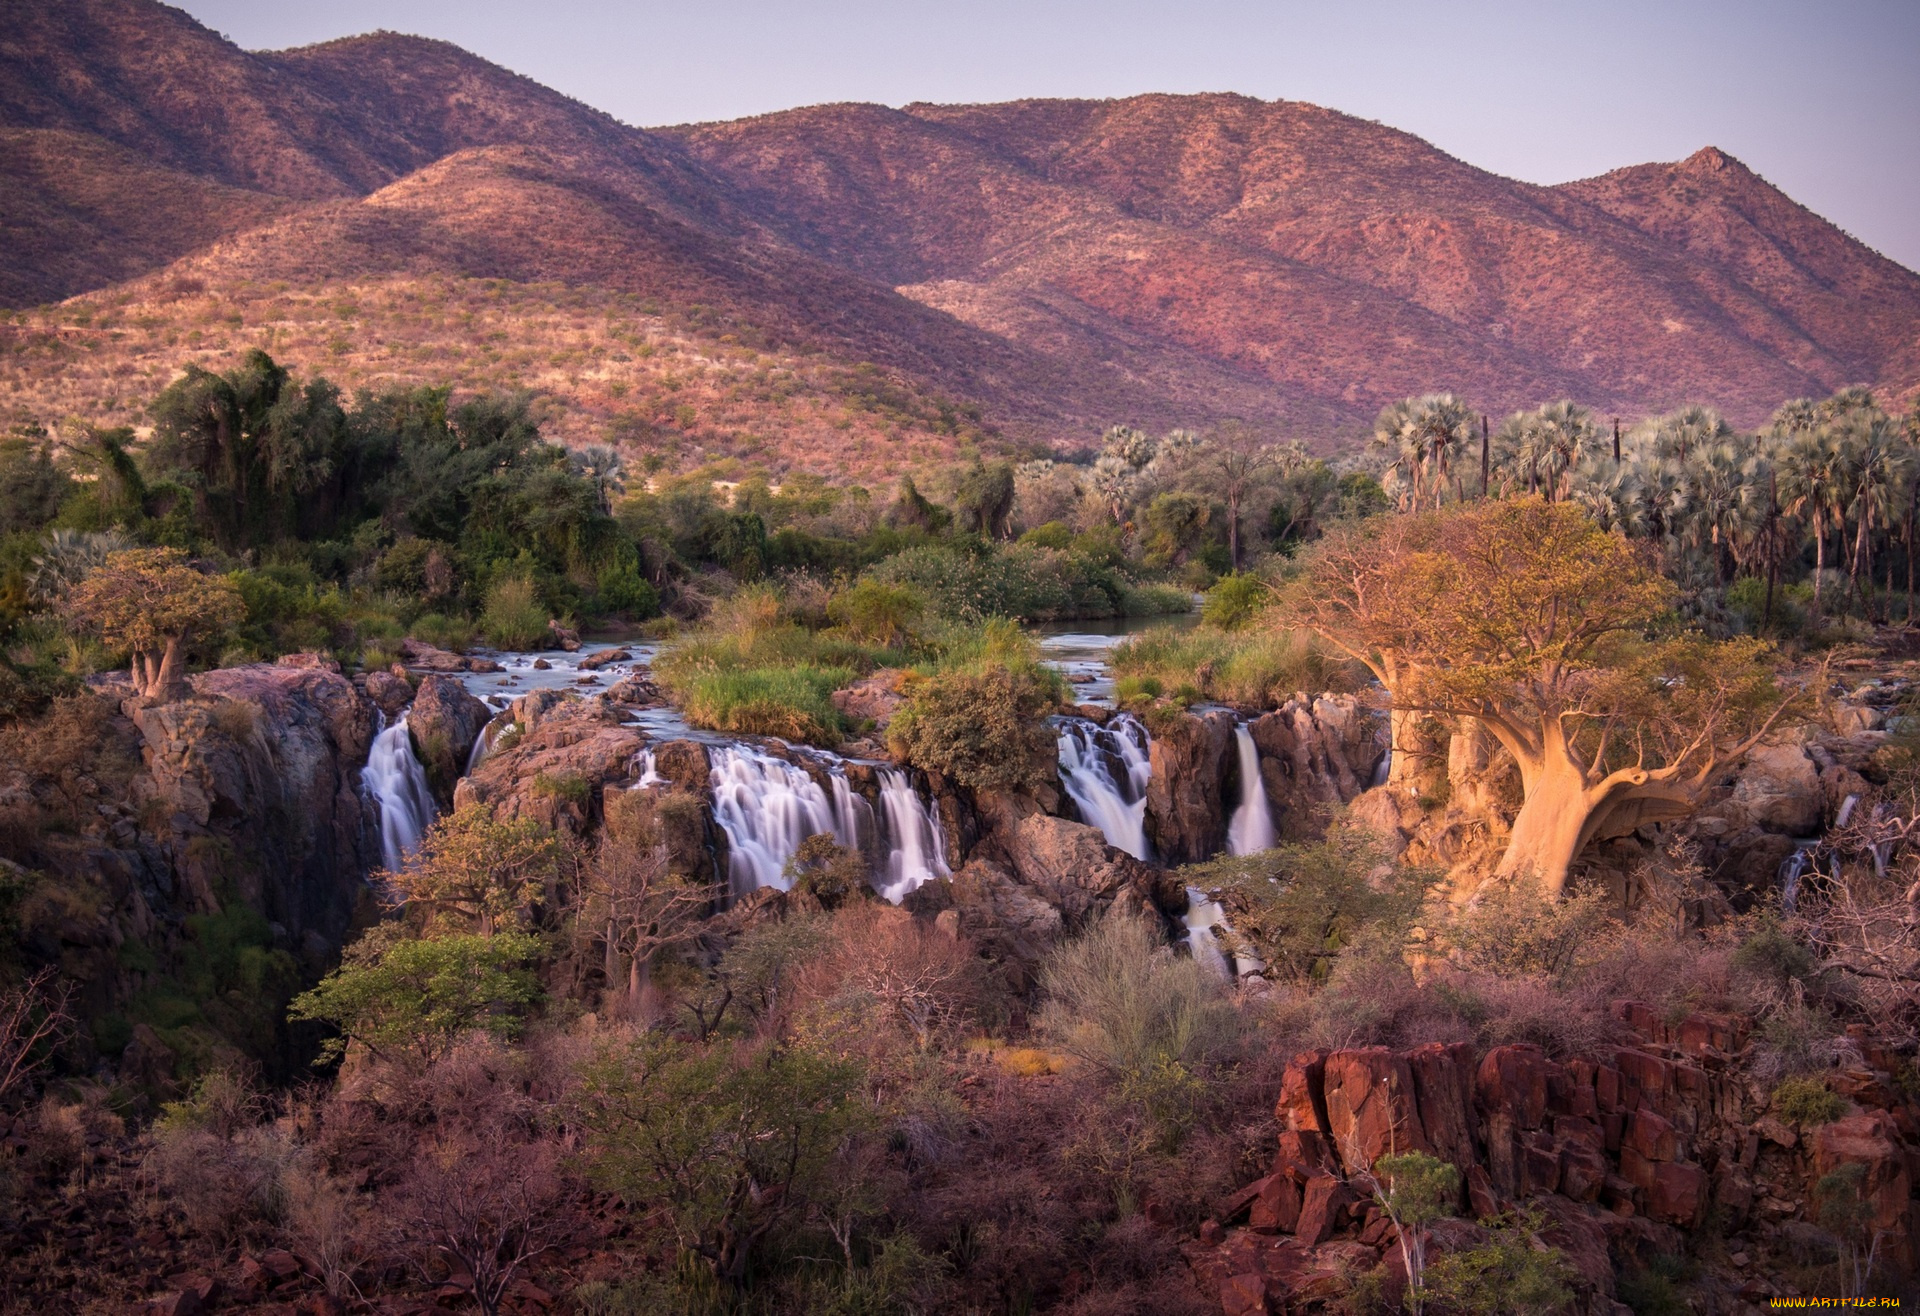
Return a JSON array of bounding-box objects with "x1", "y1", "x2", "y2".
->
[
  {"x1": 465, "y1": 715, "x2": 508, "y2": 776},
  {"x1": 366, "y1": 713, "x2": 437, "y2": 872},
  {"x1": 631, "y1": 747, "x2": 664, "y2": 789},
  {"x1": 705, "y1": 745, "x2": 947, "y2": 903},
  {"x1": 875, "y1": 767, "x2": 951, "y2": 902},
  {"x1": 1779, "y1": 844, "x2": 1815, "y2": 913},
  {"x1": 708, "y1": 745, "x2": 849, "y2": 897},
  {"x1": 1056, "y1": 715, "x2": 1155, "y2": 860},
  {"x1": 1182, "y1": 886, "x2": 1232, "y2": 978},
  {"x1": 1226, "y1": 724, "x2": 1276, "y2": 856}
]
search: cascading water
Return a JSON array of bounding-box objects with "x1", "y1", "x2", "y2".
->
[
  {"x1": 705, "y1": 744, "x2": 951, "y2": 904},
  {"x1": 631, "y1": 747, "x2": 664, "y2": 789},
  {"x1": 365, "y1": 713, "x2": 437, "y2": 872},
  {"x1": 1056, "y1": 714, "x2": 1154, "y2": 860},
  {"x1": 1778, "y1": 843, "x2": 1816, "y2": 913},
  {"x1": 1226, "y1": 724, "x2": 1276, "y2": 856},
  {"x1": 707, "y1": 746, "x2": 851, "y2": 897},
  {"x1": 465, "y1": 715, "x2": 507, "y2": 776},
  {"x1": 1182, "y1": 886, "x2": 1232, "y2": 978},
  {"x1": 875, "y1": 767, "x2": 950, "y2": 902}
]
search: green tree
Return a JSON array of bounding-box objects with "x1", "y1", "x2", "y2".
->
[
  {"x1": 1369, "y1": 1151, "x2": 1460, "y2": 1316},
  {"x1": 1287, "y1": 500, "x2": 1795, "y2": 895},
  {"x1": 386, "y1": 802, "x2": 561, "y2": 934},
  {"x1": 65, "y1": 548, "x2": 245, "y2": 700},
  {"x1": 287, "y1": 931, "x2": 543, "y2": 1066},
  {"x1": 572, "y1": 1036, "x2": 869, "y2": 1283}
]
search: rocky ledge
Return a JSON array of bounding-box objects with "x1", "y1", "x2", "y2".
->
[{"x1": 1186, "y1": 1004, "x2": 1918, "y2": 1313}]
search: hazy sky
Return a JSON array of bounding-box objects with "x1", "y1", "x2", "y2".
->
[{"x1": 181, "y1": 0, "x2": 1920, "y2": 271}]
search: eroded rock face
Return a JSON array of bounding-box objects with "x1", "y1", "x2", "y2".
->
[
  {"x1": 453, "y1": 696, "x2": 646, "y2": 835},
  {"x1": 407, "y1": 674, "x2": 491, "y2": 802},
  {"x1": 1729, "y1": 741, "x2": 1824, "y2": 835},
  {"x1": 130, "y1": 660, "x2": 377, "y2": 943},
  {"x1": 1188, "y1": 1001, "x2": 1920, "y2": 1314},
  {"x1": 1248, "y1": 696, "x2": 1385, "y2": 840},
  {"x1": 1145, "y1": 709, "x2": 1234, "y2": 863}
]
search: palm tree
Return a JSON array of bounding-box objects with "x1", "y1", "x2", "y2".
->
[
  {"x1": 1833, "y1": 411, "x2": 1909, "y2": 618},
  {"x1": 1375, "y1": 394, "x2": 1476, "y2": 511},
  {"x1": 572, "y1": 445, "x2": 625, "y2": 515},
  {"x1": 29, "y1": 528, "x2": 135, "y2": 602},
  {"x1": 1776, "y1": 428, "x2": 1842, "y2": 616},
  {"x1": 1650, "y1": 404, "x2": 1735, "y2": 462}
]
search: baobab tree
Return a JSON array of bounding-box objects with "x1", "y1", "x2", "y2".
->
[
  {"x1": 1286, "y1": 499, "x2": 1797, "y2": 896},
  {"x1": 66, "y1": 548, "x2": 245, "y2": 701}
]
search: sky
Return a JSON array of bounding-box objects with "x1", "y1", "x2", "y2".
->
[{"x1": 179, "y1": 0, "x2": 1920, "y2": 271}]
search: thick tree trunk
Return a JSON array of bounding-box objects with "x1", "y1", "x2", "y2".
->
[{"x1": 1493, "y1": 756, "x2": 1592, "y2": 897}]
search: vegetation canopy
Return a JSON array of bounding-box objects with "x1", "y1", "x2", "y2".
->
[{"x1": 1286, "y1": 498, "x2": 1796, "y2": 894}]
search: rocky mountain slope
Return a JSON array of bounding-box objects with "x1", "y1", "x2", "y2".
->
[{"x1": 1, "y1": 0, "x2": 1913, "y2": 470}]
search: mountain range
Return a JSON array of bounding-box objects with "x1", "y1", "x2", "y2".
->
[{"x1": 2, "y1": 0, "x2": 1915, "y2": 476}]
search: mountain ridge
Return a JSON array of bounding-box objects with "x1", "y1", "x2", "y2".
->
[{"x1": 1, "y1": 0, "x2": 1913, "y2": 475}]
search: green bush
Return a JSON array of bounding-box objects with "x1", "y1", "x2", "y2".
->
[
  {"x1": 1110, "y1": 623, "x2": 1361, "y2": 707},
  {"x1": 827, "y1": 579, "x2": 924, "y2": 647},
  {"x1": 287, "y1": 930, "x2": 544, "y2": 1066},
  {"x1": 887, "y1": 663, "x2": 1058, "y2": 793},
  {"x1": 1195, "y1": 825, "x2": 1438, "y2": 984},
  {"x1": 867, "y1": 541, "x2": 1122, "y2": 623},
  {"x1": 532, "y1": 771, "x2": 591, "y2": 805},
  {"x1": 1422, "y1": 1209, "x2": 1576, "y2": 1316},
  {"x1": 1200, "y1": 573, "x2": 1269, "y2": 630},
  {"x1": 408, "y1": 611, "x2": 472, "y2": 652},
  {"x1": 1040, "y1": 916, "x2": 1237, "y2": 1078},
  {"x1": 481, "y1": 575, "x2": 550, "y2": 649},
  {"x1": 595, "y1": 563, "x2": 660, "y2": 618},
  {"x1": 1122, "y1": 582, "x2": 1195, "y2": 616},
  {"x1": 1772, "y1": 1075, "x2": 1846, "y2": 1127},
  {"x1": 1019, "y1": 521, "x2": 1074, "y2": 550}
]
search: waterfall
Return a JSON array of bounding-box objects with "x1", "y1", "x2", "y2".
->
[
  {"x1": 465, "y1": 715, "x2": 507, "y2": 776},
  {"x1": 1056, "y1": 714, "x2": 1154, "y2": 860},
  {"x1": 1182, "y1": 886, "x2": 1232, "y2": 978},
  {"x1": 875, "y1": 767, "x2": 951, "y2": 903},
  {"x1": 365, "y1": 713, "x2": 437, "y2": 872},
  {"x1": 707, "y1": 745, "x2": 850, "y2": 897},
  {"x1": 1226, "y1": 724, "x2": 1276, "y2": 856},
  {"x1": 631, "y1": 747, "x2": 664, "y2": 789}
]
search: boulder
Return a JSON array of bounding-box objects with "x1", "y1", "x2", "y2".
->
[
  {"x1": 548, "y1": 618, "x2": 581, "y2": 651},
  {"x1": 1000, "y1": 813, "x2": 1153, "y2": 924},
  {"x1": 604, "y1": 671, "x2": 664, "y2": 706},
  {"x1": 831, "y1": 669, "x2": 909, "y2": 730},
  {"x1": 1728, "y1": 742, "x2": 1823, "y2": 834},
  {"x1": 1145, "y1": 709, "x2": 1234, "y2": 863},
  {"x1": 363, "y1": 669, "x2": 412, "y2": 718},
  {"x1": 407, "y1": 674, "x2": 492, "y2": 801},
  {"x1": 577, "y1": 647, "x2": 632, "y2": 671},
  {"x1": 399, "y1": 637, "x2": 503, "y2": 673},
  {"x1": 1278, "y1": 1051, "x2": 1331, "y2": 1137},
  {"x1": 131, "y1": 663, "x2": 377, "y2": 943},
  {"x1": 453, "y1": 698, "x2": 645, "y2": 835}
]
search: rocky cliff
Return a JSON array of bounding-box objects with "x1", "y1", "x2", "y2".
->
[{"x1": 1186, "y1": 1003, "x2": 1920, "y2": 1313}]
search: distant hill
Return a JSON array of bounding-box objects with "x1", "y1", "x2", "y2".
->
[{"x1": 1, "y1": 0, "x2": 1914, "y2": 476}]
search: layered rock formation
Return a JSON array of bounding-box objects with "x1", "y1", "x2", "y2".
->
[{"x1": 1186, "y1": 1003, "x2": 1920, "y2": 1313}]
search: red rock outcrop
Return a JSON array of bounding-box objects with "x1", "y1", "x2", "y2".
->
[{"x1": 1188, "y1": 1000, "x2": 1920, "y2": 1313}]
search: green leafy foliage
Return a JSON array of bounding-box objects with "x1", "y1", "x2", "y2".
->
[
  {"x1": 1772, "y1": 1075, "x2": 1847, "y2": 1127},
  {"x1": 572, "y1": 1036, "x2": 870, "y2": 1282},
  {"x1": 887, "y1": 663, "x2": 1058, "y2": 793},
  {"x1": 287, "y1": 931, "x2": 543, "y2": 1065}
]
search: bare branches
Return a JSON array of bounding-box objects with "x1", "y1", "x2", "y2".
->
[{"x1": 0, "y1": 969, "x2": 71, "y2": 1108}]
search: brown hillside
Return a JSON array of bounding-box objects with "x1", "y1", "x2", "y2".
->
[
  {"x1": 2, "y1": 0, "x2": 1915, "y2": 466},
  {"x1": 0, "y1": 127, "x2": 290, "y2": 306},
  {"x1": 671, "y1": 94, "x2": 1920, "y2": 426}
]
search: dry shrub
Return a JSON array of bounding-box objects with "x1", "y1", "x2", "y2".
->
[
  {"x1": 383, "y1": 1130, "x2": 578, "y2": 1316},
  {"x1": 144, "y1": 1122, "x2": 300, "y2": 1238},
  {"x1": 793, "y1": 904, "x2": 983, "y2": 1054},
  {"x1": 283, "y1": 1167, "x2": 373, "y2": 1301}
]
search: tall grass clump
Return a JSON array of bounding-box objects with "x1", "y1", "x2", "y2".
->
[
  {"x1": 678, "y1": 664, "x2": 853, "y2": 746},
  {"x1": 480, "y1": 576, "x2": 550, "y2": 650},
  {"x1": 1110, "y1": 623, "x2": 1360, "y2": 708}
]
